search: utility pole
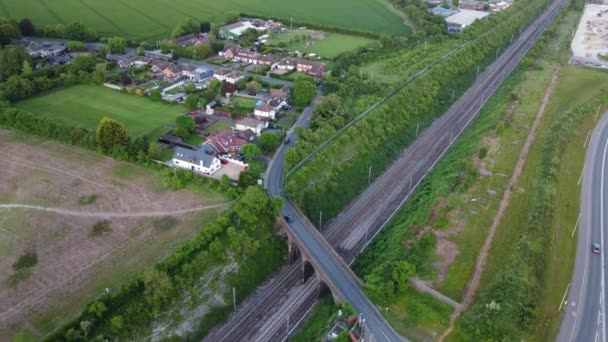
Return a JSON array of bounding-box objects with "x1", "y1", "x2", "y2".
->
[
  {"x1": 232, "y1": 286, "x2": 236, "y2": 313},
  {"x1": 368, "y1": 165, "x2": 372, "y2": 185},
  {"x1": 319, "y1": 211, "x2": 322, "y2": 229}
]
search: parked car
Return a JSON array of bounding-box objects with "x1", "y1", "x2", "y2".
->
[
  {"x1": 282, "y1": 104, "x2": 292, "y2": 110},
  {"x1": 248, "y1": 90, "x2": 257, "y2": 96},
  {"x1": 220, "y1": 158, "x2": 228, "y2": 165},
  {"x1": 284, "y1": 137, "x2": 290, "y2": 144},
  {"x1": 189, "y1": 110, "x2": 197, "y2": 116}
]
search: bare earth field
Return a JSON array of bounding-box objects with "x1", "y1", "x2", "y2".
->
[{"x1": 0, "y1": 130, "x2": 229, "y2": 338}]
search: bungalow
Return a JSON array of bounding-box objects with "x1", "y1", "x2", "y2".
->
[
  {"x1": 234, "y1": 117, "x2": 267, "y2": 136},
  {"x1": 174, "y1": 33, "x2": 210, "y2": 47},
  {"x1": 270, "y1": 85, "x2": 290, "y2": 101},
  {"x1": 254, "y1": 101, "x2": 277, "y2": 120},
  {"x1": 172, "y1": 146, "x2": 221, "y2": 175},
  {"x1": 213, "y1": 68, "x2": 232, "y2": 81},
  {"x1": 296, "y1": 59, "x2": 325, "y2": 79},
  {"x1": 207, "y1": 130, "x2": 247, "y2": 154},
  {"x1": 225, "y1": 71, "x2": 244, "y2": 84}
]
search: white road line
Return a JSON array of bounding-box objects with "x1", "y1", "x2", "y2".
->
[{"x1": 600, "y1": 136, "x2": 608, "y2": 342}]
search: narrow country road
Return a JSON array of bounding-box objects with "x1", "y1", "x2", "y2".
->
[
  {"x1": 0, "y1": 202, "x2": 233, "y2": 218},
  {"x1": 557, "y1": 111, "x2": 608, "y2": 342}
]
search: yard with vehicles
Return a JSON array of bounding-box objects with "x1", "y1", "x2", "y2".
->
[
  {"x1": 15, "y1": 85, "x2": 186, "y2": 138},
  {"x1": 0, "y1": 129, "x2": 230, "y2": 339},
  {"x1": 266, "y1": 30, "x2": 375, "y2": 59},
  {"x1": 0, "y1": 0, "x2": 410, "y2": 40}
]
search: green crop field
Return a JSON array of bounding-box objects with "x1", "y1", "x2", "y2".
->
[
  {"x1": 16, "y1": 85, "x2": 185, "y2": 137},
  {"x1": 0, "y1": 0, "x2": 410, "y2": 40},
  {"x1": 267, "y1": 30, "x2": 375, "y2": 58}
]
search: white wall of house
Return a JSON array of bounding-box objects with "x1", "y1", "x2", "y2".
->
[
  {"x1": 214, "y1": 74, "x2": 228, "y2": 81},
  {"x1": 172, "y1": 157, "x2": 221, "y2": 175},
  {"x1": 235, "y1": 123, "x2": 264, "y2": 136},
  {"x1": 226, "y1": 75, "x2": 244, "y2": 84},
  {"x1": 254, "y1": 108, "x2": 276, "y2": 120}
]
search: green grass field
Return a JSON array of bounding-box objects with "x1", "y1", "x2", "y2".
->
[
  {"x1": 0, "y1": 0, "x2": 410, "y2": 40},
  {"x1": 267, "y1": 30, "x2": 374, "y2": 58},
  {"x1": 16, "y1": 85, "x2": 186, "y2": 137}
]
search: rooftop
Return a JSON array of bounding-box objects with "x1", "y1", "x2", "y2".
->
[
  {"x1": 173, "y1": 145, "x2": 216, "y2": 167},
  {"x1": 445, "y1": 9, "x2": 490, "y2": 27}
]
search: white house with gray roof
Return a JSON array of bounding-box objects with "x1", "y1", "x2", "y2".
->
[{"x1": 172, "y1": 145, "x2": 221, "y2": 175}]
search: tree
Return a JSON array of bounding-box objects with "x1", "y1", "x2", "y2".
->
[
  {"x1": 246, "y1": 81, "x2": 262, "y2": 93},
  {"x1": 203, "y1": 79, "x2": 220, "y2": 103},
  {"x1": 18, "y1": 18, "x2": 35, "y2": 36},
  {"x1": 235, "y1": 78, "x2": 247, "y2": 91},
  {"x1": 259, "y1": 132, "x2": 280, "y2": 152},
  {"x1": 224, "y1": 12, "x2": 240, "y2": 25},
  {"x1": 172, "y1": 17, "x2": 199, "y2": 37},
  {"x1": 240, "y1": 144, "x2": 261, "y2": 160},
  {"x1": 183, "y1": 82, "x2": 196, "y2": 94},
  {"x1": 110, "y1": 315, "x2": 124, "y2": 334},
  {"x1": 107, "y1": 36, "x2": 127, "y2": 54},
  {"x1": 272, "y1": 196, "x2": 284, "y2": 215},
  {"x1": 94, "y1": 63, "x2": 106, "y2": 84},
  {"x1": 392, "y1": 261, "x2": 416, "y2": 293},
  {"x1": 87, "y1": 301, "x2": 107, "y2": 318},
  {"x1": 194, "y1": 44, "x2": 213, "y2": 59},
  {"x1": 65, "y1": 22, "x2": 92, "y2": 41},
  {"x1": 21, "y1": 60, "x2": 33, "y2": 76},
  {"x1": 96, "y1": 117, "x2": 130, "y2": 152},
  {"x1": 40, "y1": 24, "x2": 66, "y2": 38},
  {"x1": 292, "y1": 77, "x2": 317, "y2": 107},
  {"x1": 0, "y1": 23, "x2": 21, "y2": 46},
  {"x1": 0, "y1": 46, "x2": 29, "y2": 79},
  {"x1": 70, "y1": 56, "x2": 97, "y2": 72},
  {"x1": 79, "y1": 320, "x2": 93, "y2": 338},
  {"x1": 174, "y1": 115, "x2": 196, "y2": 138},
  {"x1": 67, "y1": 40, "x2": 86, "y2": 51},
  {"x1": 184, "y1": 94, "x2": 199, "y2": 109},
  {"x1": 200, "y1": 21, "x2": 211, "y2": 33},
  {"x1": 147, "y1": 142, "x2": 165, "y2": 160},
  {"x1": 453, "y1": 0, "x2": 460, "y2": 7}
]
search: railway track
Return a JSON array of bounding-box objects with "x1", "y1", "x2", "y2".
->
[{"x1": 205, "y1": 0, "x2": 567, "y2": 340}]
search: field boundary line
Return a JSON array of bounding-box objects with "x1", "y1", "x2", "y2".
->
[
  {"x1": 0, "y1": 201, "x2": 234, "y2": 218},
  {"x1": 0, "y1": 0, "x2": 10, "y2": 18},
  {"x1": 38, "y1": 0, "x2": 64, "y2": 24},
  {"x1": 115, "y1": 0, "x2": 171, "y2": 30},
  {"x1": 78, "y1": 0, "x2": 125, "y2": 35}
]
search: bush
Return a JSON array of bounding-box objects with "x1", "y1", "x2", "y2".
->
[
  {"x1": 478, "y1": 146, "x2": 488, "y2": 159},
  {"x1": 12, "y1": 250, "x2": 37, "y2": 270}
]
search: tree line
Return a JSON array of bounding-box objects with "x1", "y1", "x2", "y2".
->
[{"x1": 285, "y1": 0, "x2": 550, "y2": 224}]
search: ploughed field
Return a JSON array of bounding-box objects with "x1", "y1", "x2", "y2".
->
[
  {"x1": 0, "y1": 0, "x2": 410, "y2": 39},
  {"x1": 0, "y1": 130, "x2": 228, "y2": 338}
]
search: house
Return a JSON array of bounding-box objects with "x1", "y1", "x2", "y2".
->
[
  {"x1": 11, "y1": 39, "x2": 43, "y2": 57},
  {"x1": 276, "y1": 58, "x2": 297, "y2": 71},
  {"x1": 207, "y1": 131, "x2": 247, "y2": 154},
  {"x1": 12, "y1": 39, "x2": 66, "y2": 58},
  {"x1": 251, "y1": 53, "x2": 276, "y2": 66},
  {"x1": 144, "y1": 50, "x2": 173, "y2": 61},
  {"x1": 106, "y1": 54, "x2": 131, "y2": 68},
  {"x1": 191, "y1": 67, "x2": 214, "y2": 82},
  {"x1": 431, "y1": 7, "x2": 457, "y2": 17},
  {"x1": 128, "y1": 56, "x2": 151, "y2": 68},
  {"x1": 270, "y1": 85, "x2": 290, "y2": 101},
  {"x1": 174, "y1": 33, "x2": 210, "y2": 47},
  {"x1": 225, "y1": 71, "x2": 244, "y2": 84},
  {"x1": 220, "y1": 21, "x2": 266, "y2": 38},
  {"x1": 254, "y1": 101, "x2": 277, "y2": 120},
  {"x1": 234, "y1": 117, "x2": 267, "y2": 136},
  {"x1": 296, "y1": 59, "x2": 325, "y2": 79},
  {"x1": 172, "y1": 146, "x2": 221, "y2": 175},
  {"x1": 161, "y1": 64, "x2": 182, "y2": 79},
  {"x1": 237, "y1": 129, "x2": 257, "y2": 142},
  {"x1": 219, "y1": 44, "x2": 241, "y2": 59},
  {"x1": 213, "y1": 68, "x2": 232, "y2": 81}
]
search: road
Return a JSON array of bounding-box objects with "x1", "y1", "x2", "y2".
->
[
  {"x1": 557, "y1": 112, "x2": 608, "y2": 342},
  {"x1": 204, "y1": 0, "x2": 566, "y2": 339}
]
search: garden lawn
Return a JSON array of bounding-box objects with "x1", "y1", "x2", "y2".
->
[
  {"x1": 16, "y1": 85, "x2": 186, "y2": 137},
  {"x1": 0, "y1": 0, "x2": 410, "y2": 40},
  {"x1": 232, "y1": 96, "x2": 257, "y2": 111},
  {"x1": 268, "y1": 30, "x2": 375, "y2": 58}
]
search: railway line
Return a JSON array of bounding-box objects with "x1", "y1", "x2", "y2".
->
[{"x1": 205, "y1": 0, "x2": 566, "y2": 340}]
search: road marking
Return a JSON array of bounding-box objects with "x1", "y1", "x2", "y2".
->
[
  {"x1": 586, "y1": 129, "x2": 592, "y2": 148},
  {"x1": 600, "y1": 136, "x2": 608, "y2": 342},
  {"x1": 560, "y1": 284, "x2": 571, "y2": 311},
  {"x1": 572, "y1": 214, "x2": 582, "y2": 239}
]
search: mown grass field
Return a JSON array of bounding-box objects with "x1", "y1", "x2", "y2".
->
[
  {"x1": 267, "y1": 30, "x2": 375, "y2": 58},
  {"x1": 16, "y1": 85, "x2": 186, "y2": 137},
  {"x1": 0, "y1": 0, "x2": 409, "y2": 40}
]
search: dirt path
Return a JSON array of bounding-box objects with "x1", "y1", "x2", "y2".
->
[
  {"x1": 0, "y1": 202, "x2": 234, "y2": 218},
  {"x1": 409, "y1": 277, "x2": 463, "y2": 309},
  {"x1": 439, "y1": 65, "x2": 562, "y2": 341}
]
